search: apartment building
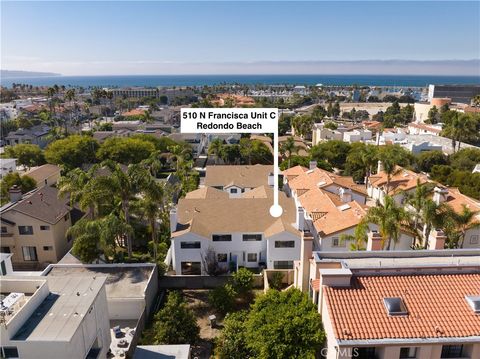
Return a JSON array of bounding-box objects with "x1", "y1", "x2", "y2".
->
[
  {"x1": 204, "y1": 164, "x2": 274, "y2": 197},
  {"x1": 169, "y1": 185, "x2": 302, "y2": 274},
  {"x1": 284, "y1": 164, "x2": 414, "y2": 251},
  {"x1": 297, "y1": 249, "x2": 480, "y2": 359},
  {"x1": 0, "y1": 276, "x2": 111, "y2": 359},
  {"x1": 0, "y1": 186, "x2": 81, "y2": 270},
  {"x1": 368, "y1": 165, "x2": 480, "y2": 249}
]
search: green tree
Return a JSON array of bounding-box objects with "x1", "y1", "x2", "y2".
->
[
  {"x1": 345, "y1": 143, "x2": 378, "y2": 183},
  {"x1": 450, "y1": 148, "x2": 480, "y2": 171},
  {"x1": 3, "y1": 144, "x2": 45, "y2": 169},
  {"x1": 448, "y1": 205, "x2": 480, "y2": 248},
  {"x1": 245, "y1": 288, "x2": 325, "y2": 359},
  {"x1": 208, "y1": 138, "x2": 224, "y2": 164},
  {"x1": 0, "y1": 173, "x2": 36, "y2": 204},
  {"x1": 45, "y1": 135, "x2": 99, "y2": 170},
  {"x1": 377, "y1": 145, "x2": 412, "y2": 193},
  {"x1": 365, "y1": 195, "x2": 412, "y2": 250},
  {"x1": 232, "y1": 267, "x2": 254, "y2": 295},
  {"x1": 216, "y1": 311, "x2": 252, "y2": 359},
  {"x1": 151, "y1": 291, "x2": 199, "y2": 344},
  {"x1": 279, "y1": 136, "x2": 299, "y2": 168},
  {"x1": 403, "y1": 181, "x2": 435, "y2": 245},
  {"x1": 97, "y1": 137, "x2": 155, "y2": 164},
  {"x1": 414, "y1": 151, "x2": 449, "y2": 173},
  {"x1": 426, "y1": 105, "x2": 439, "y2": 124},
  {"x1": 441, "y1": 113, "x2": 479, "y2": 152},
  {"x1": 332, "y1": 101, "x2": 340, "y2": 118},
  {"x1": 340, "y1": 221, "x2": 369, "y2": 250},
  {"x1": 420, "y1": 199, "x2": 451, "y2": 249},
  {"x1": 208, "y1": 283, "x2": 236, "y2": 315},
  {"x1": 310, "y1": 140, "x2": 352, "y2": 169}
]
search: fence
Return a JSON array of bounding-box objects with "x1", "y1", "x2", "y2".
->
[{"x1": 159, "y1": 273, "x2": 264, "y2": 289}]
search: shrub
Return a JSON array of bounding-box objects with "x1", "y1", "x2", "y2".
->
[
  {"x1": 232, "y1": 267, "x2": 254, "y2": 295},
  {"x1": 208, "y1": 283, "x2": 236, "y2": 315},
  {"x1": 269, "y1": 271, "x2": 284, "y2": 290}
]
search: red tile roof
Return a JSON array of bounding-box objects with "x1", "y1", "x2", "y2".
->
[{"x1": 324, "y1": 273, "x2": 480, "y2": 341}]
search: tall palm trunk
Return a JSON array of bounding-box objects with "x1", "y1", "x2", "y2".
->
[{"x1": 122, "y1": 199, "x2": 132, "y2": 258}]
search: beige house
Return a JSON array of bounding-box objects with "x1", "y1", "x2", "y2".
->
[
  {"x1": 23, "y1": 164, "x2": 61, "y2": 188},
  {"x1": 0, "y1": 186, "x2": 81, "y2": 270}
]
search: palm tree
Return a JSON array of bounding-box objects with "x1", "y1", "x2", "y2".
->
[
  {"x1": 442, "y1": 113, "x2": 477, "y2": 153},
  {"x1": 403, "y1": 181, "x2": 435, "y2": 245},
  {"x1": 136, "y1": 181, "x2": 164, "y2": 262},
  {"x1": 448, "y1": 205, "x2": 480, "y2": 248},
  {"x1": 208, "y1": 138, "x2": 224, "y2": 165},
  {"x1": 100, "y1": 161, "x2": 151, "y2": 258},
  {"x1": 64, "y1": 89, "x2": 76, "y2": 135},
  {"x1": 420, "y1": 199, "x2": 451, "y2": 249},
  {"x1": 364, "y1": 195, "x2": 411, "y2": 250},
  {"x1": 339, "y1": 221, "x2": 369, "y2": 251},
  {"x1": 360, "y1": 144, "x2": 378, "y2": 185},
  {"x1": 280, "y1": 136, "x2": 299, "y2": 168}
]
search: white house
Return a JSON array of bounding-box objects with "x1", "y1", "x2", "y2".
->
[
  {"x1": 168, "y1": 186, "x2": 302, "y2": 274},
  {"x1": 0, "y1": 276, "x2": 111, "y2": 359},
  {"x1": 342, "y1": 129, "x2": 372, "y2": 143}
]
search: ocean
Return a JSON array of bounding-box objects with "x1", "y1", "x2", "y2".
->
[{"x1": 1, "y1": 74, "x2": 479, "y2": 88}]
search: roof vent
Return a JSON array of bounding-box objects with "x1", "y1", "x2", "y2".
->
[
  {"x1": 465, "y1": 296, "x2": 480, "y2": 313},
  {"x1": 338, "y1": 204, "x2": 351, "y2": 211},
  {"x1": 383, "y1": 297, "x2": 408, "y2": 316}
]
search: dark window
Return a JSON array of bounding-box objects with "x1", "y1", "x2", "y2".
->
[
  {"x1": 217, "y1": 253, "x2": 227, "y2": 263},
  {"x1": 18, "y1": 226, "x2": 33, "y2": 235},
  {"x1": 43, "y1": 246, "x2": 53, "y2": 251},
  {"x1": 400, "y1": 347, "x2": 417, "y2": 359},
  {"x1": 40, "y1": 225, "x2": 50, "y2": 231},
  {"x1": 3, "y1": 346, "x2": 19, "y2": 358},
  {"x1": 212, "y1": 234, "x2": 232, "y2": 242},
  {"x1": 273, "y1": 261, "x2": 294, "y2": 269},
  {"x1": 1, "y1": 247, "x2": 10, "y2": 254},
  {"x1": 181, "y1": 262, "x2": 201, "y2": 275},
  {"x1": 441, "y1": 345, "x2": 464, "y2": 358},
  {"x1": 275, "y1": 241, "x2": 295, "y2": 248},
  {"x1": 242, "y1": 234, "x2": 262, "y2": 241},
  {"x1": 22, "y1": 246, "x2": 37, "y2": 261},
  {"x1": 230, "y1": 188, "x2": 238, "y2": 194},
  {"x1": 247, "y1": 253, "x2": 257, "y2": 262},
  {"x1": 354, "y1": 347, "x2": 376, "y2": 359},
  {"x1": 180, "y1": 242, "x2": 201, "y2": 249},
  {"x1": 1, "y1": 261, "x2": 7, "y2": 275},
  {"x1": 64, "y1": 213, "x2": 70, "y2": 221},
  {"x1": 1, "y1": 226, "x2": 7, "y2": 234}
]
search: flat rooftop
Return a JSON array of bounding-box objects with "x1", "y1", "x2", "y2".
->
[
  {"x1": 314, "y1": 249, "x2": 480, "y2": 269},
  {"x1": 10, "y1": 276, "x2": 106, "y2": 342},
  {"x1": 46, "y1": 264, "x2": 155, "y2": 299}
]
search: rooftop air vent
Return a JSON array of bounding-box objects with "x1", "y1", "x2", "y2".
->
[
  {"x1": 465, "y1": 296, "x2": 480, "y2": 313},
  {"x1": 383, "y1": 297, "x2": 408, "y2": 316}
]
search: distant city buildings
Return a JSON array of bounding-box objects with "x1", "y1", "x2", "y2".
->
[{"x1": 428, "y1": 84, "x2": 480, "y2": 105}]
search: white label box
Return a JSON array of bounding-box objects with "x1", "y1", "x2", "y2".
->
[{"x1": 181, "y1": 108, "x2": 278, "y2": 134}]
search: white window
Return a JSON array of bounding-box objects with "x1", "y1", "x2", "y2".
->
[
  {"x1": 470, "y1": 235, "x2": 479, "y2": 245},
  {"x1": 22, "y1": 246, "x2": 38, "y2": 261}
]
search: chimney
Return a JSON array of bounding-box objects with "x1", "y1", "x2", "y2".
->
[
  {"x1": 339, "y1": 187, "x2": 352, "y2": 203},
  {"x1": 428, "y1": 229, "x2": 447, "y2": 250},
  {"x1": 9, "y1": 185, "x2": 22, "y2": 203},
  {"x1": 366, "y1": 231, "x2": 383, "y2": 251},
  {"x1": 169, "y1": 208, "x2": 178, "y2": 234},
  {"x1": 267, "y1": 172, "x2": 274, "y2": 187},
  {"x1": 377, "y1": 160, "x2": 384, "y2": 174},
  {"x1": 309, "y1": 161, "x2": 317, "y2": 170},
  {"x1": 296, "y1": 206, "x2": 305, "y2": 230},
  {"x1": 298, "y1": 231, "x2": 313, "y2": 292},
  {"x1": 433, "y1": 186, "x2": 448, "y2": 205},
  {"x1": 320, "y1": 268, "x2": 352, "y2": 288}
]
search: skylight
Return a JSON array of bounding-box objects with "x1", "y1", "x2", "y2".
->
[
  {"x1": 383, "y1": 297, "x2": 408, "y2": 316},
  {"x1": 338, "y1": 204, "x2": 351, "y2": 211},
  {"x1": 465, "y1": 296, "x2": 480, "y2": 313}
]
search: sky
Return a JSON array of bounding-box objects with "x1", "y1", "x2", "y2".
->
[{"x1": 1, "y1": 1, "x2": 479, "y2": 76}]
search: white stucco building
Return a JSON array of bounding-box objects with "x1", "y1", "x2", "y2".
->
[{"x1": 0, "y1": 276, "x2": 111, "y2": 359}]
